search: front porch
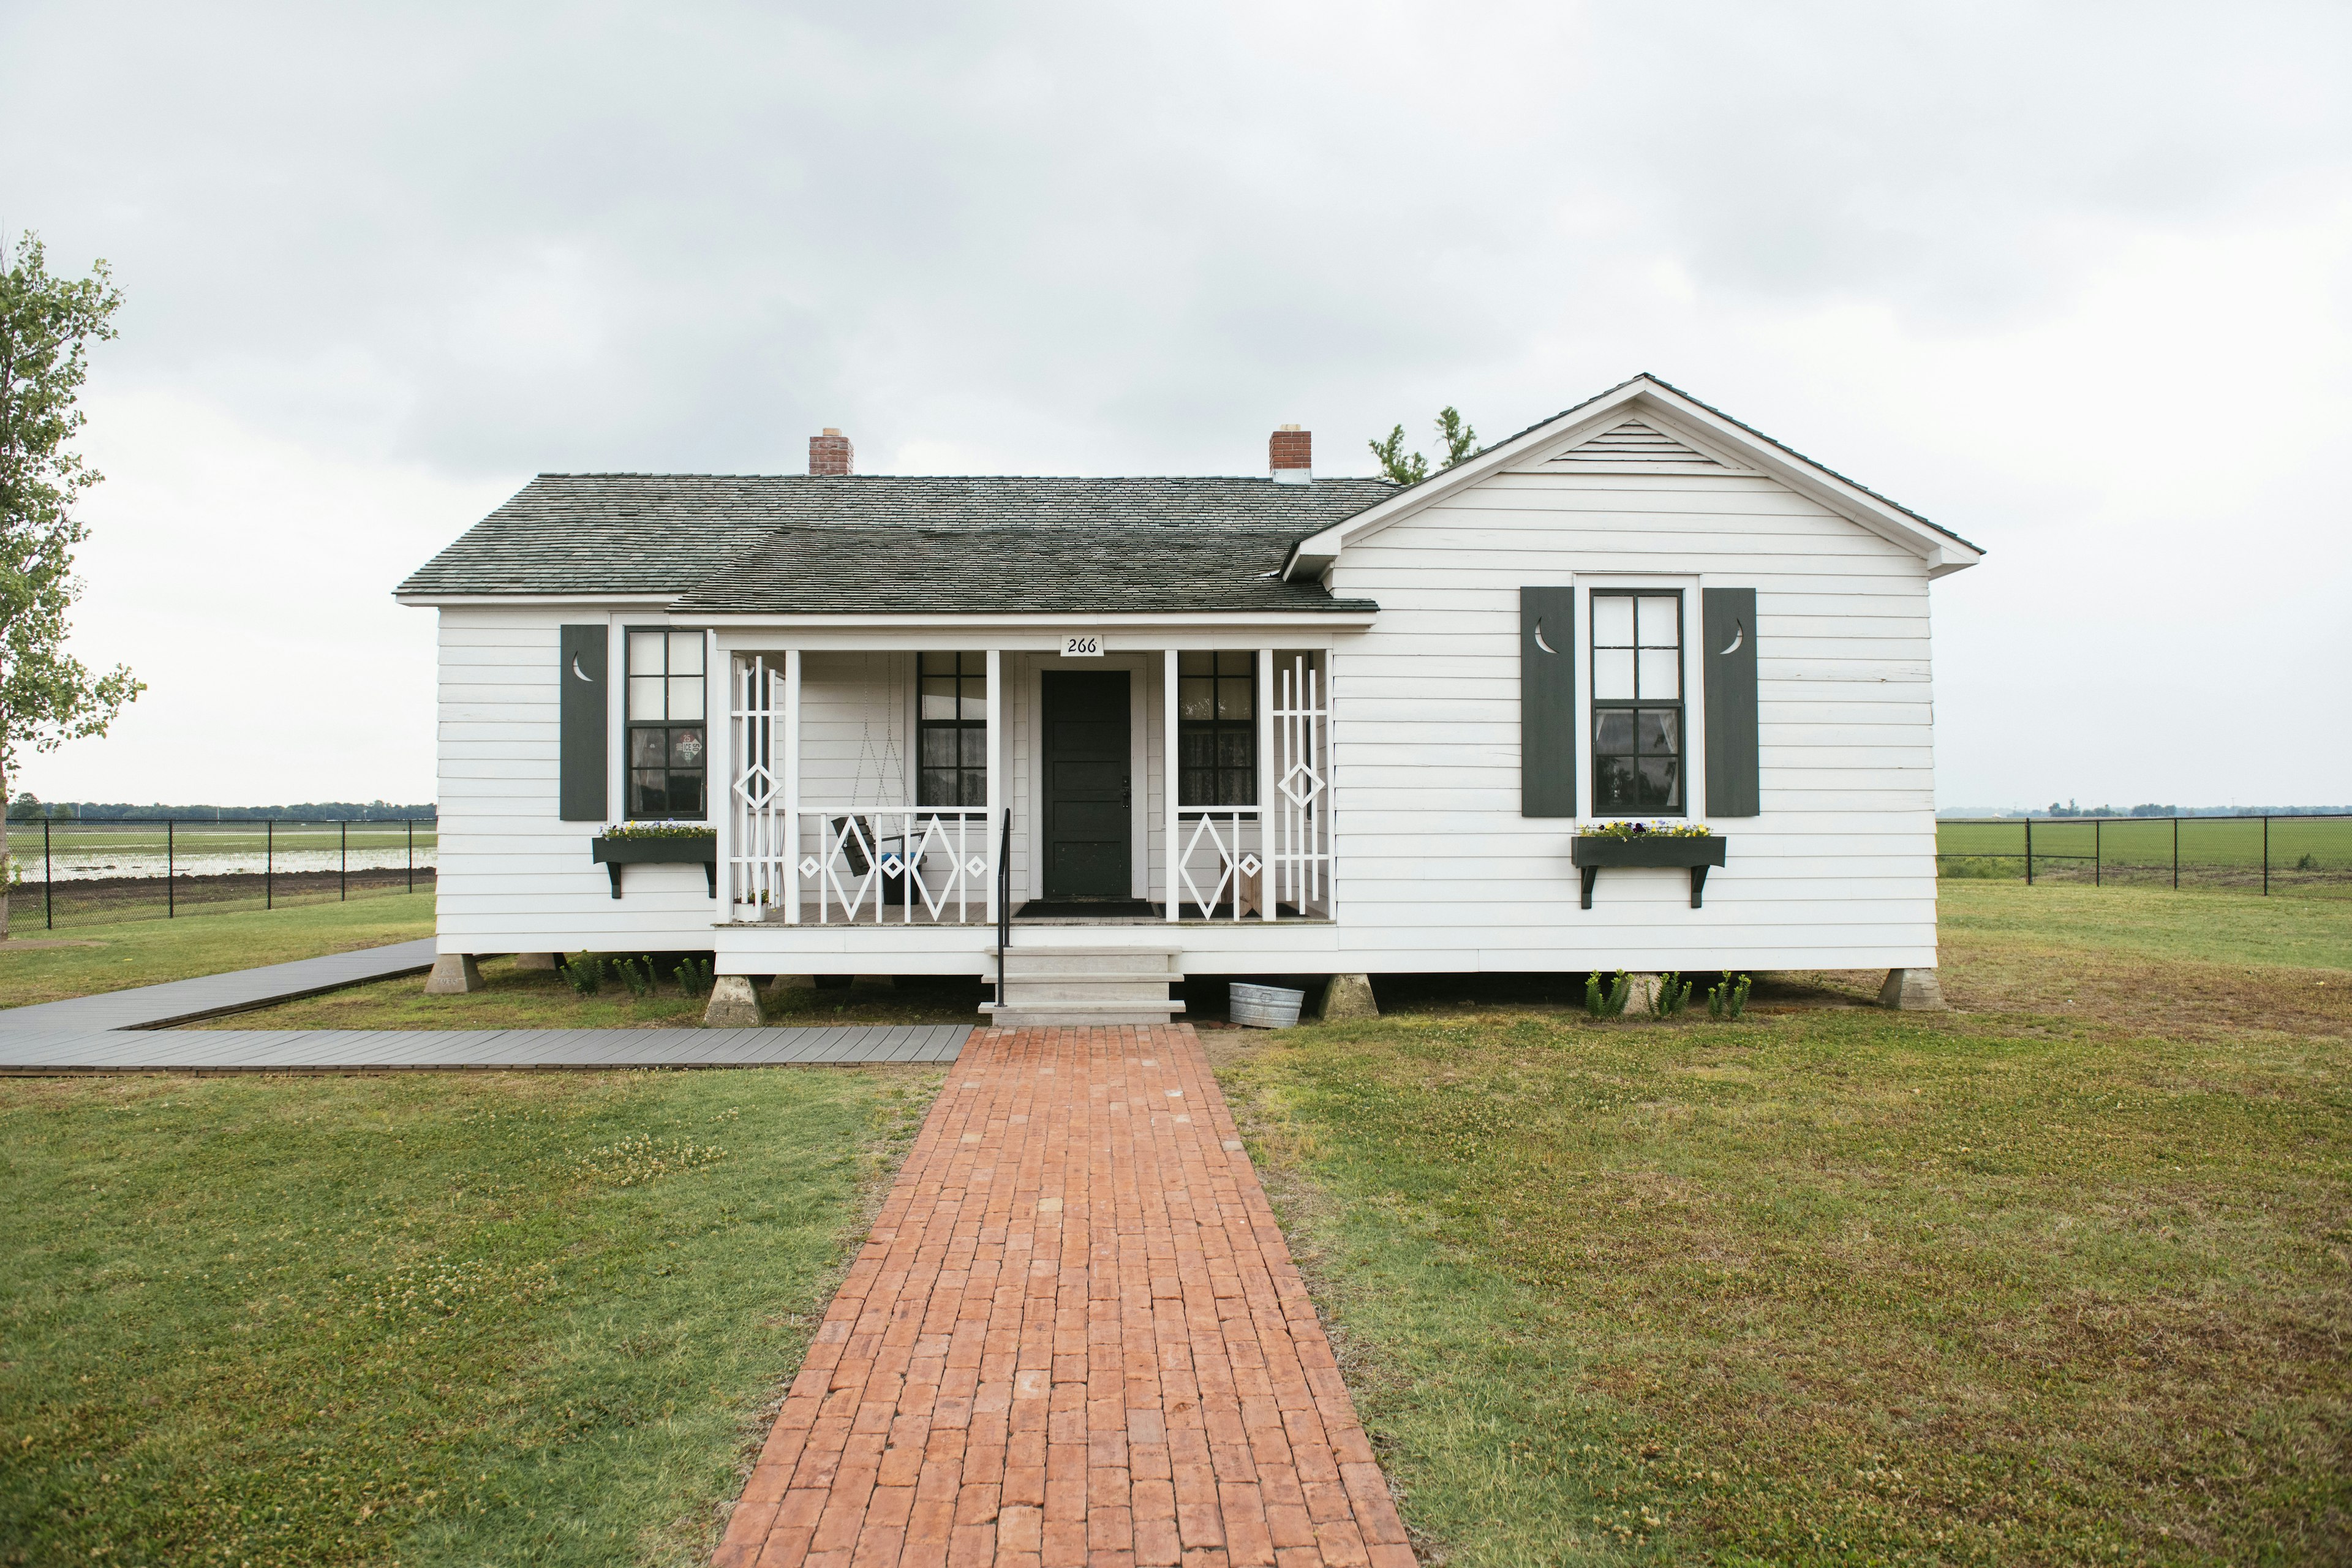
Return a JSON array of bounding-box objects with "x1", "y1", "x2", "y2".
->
[{"x1": 713, "y1": 641, "x2": 1334, "y2": 930}]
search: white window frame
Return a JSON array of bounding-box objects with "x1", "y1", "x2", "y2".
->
[{"x1": 1576, "y1": 576, "x2": 1705, "y2": 824}]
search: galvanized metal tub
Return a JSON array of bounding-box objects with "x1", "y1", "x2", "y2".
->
[{"x1": 1229, "y1": 982, "x2": 1305, "y2": 1029}]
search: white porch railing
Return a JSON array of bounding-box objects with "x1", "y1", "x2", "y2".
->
[
  {"x1": 789, "y1": 809, "x2": 992, "y2": 924},
  {"x1": 732, "y1": 646, "x2": 1332, "y2": 925},
  {"x1": 1172, "y1": 810, "x2": 1266, "y2": 920}
]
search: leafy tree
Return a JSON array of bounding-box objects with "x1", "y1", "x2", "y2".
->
[
  {"x1": 0, "y1": 233, "x2": 141, "y2": 936},
  {"x1": 1368, "y1": 406, "x2": 1480, "y2": 485},
  {"x1": 1367, "y1": 426, "x2": 1427, "y2": 486}
]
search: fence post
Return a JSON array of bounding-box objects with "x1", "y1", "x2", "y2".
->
[
  {"x1": 43, "y1": 817, "x2": 52, "y2": 931},
  {"x1": 2094, "y1": 818, "x2": 2101, "y2": 888},
  {"x1": 167, "y1": 820, "x2": 175, "y2": 918},
  {"x1": 2173, "y1": 815, "x2": 2179, "y2": 889},
  {"x1": 341, "y1": 820, "x2": 348, "y2": 901},
  {"x1": 2263, "y1": 816, "x2": 2270, "y2": 896},
  {"x1": 2025, "y1": 816, "x2": 2034, "y2": 885},
  {"x1": 266, "y1": 820, "x2": 273, "y2": 910},
  {"x1": 406, "y1": 819, "x2": 413, "y2": 892}
]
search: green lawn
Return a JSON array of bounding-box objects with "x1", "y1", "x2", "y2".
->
[
  {"x1": 1211, "y1": 880, "x2": 2352, "y2": 1566},
  {"x1": 0, "y1": 894, "x2": 435, "y2": 1010},
  {"x1": 0, "y1": 1065, "x2": 936, "y2": 1567}
]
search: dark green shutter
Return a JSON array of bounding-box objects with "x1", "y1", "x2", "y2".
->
[
  {"x1": 1521, "y1": 586, "x2": 1576, "y2": 816},
  {"x1": 1702, "y1": 588, "x2": 1759, "y2": 817},
  {"x1": 559, "y1": 624, "x2": 609, "y2": 821}
]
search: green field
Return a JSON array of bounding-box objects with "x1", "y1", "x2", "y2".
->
[
  {"x1": 1939, "y1": 814, "x2": 2351, "y2": 891},
  {"x1": 1210, "y1": 879, "x2": 2352, "y2": 1566}
]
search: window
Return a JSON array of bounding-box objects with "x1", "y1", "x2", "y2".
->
[
  {"x1": 918, "y1": 652, "x2": 989, "y2": 807},
  {"x1": 626, "y1": 630, "x2": 706, "y2": 818},
  {"x1": 1591, "y1": 592, "x2": 1683, "y2": 815},
  {"x1": 1178, "y1": 651, "x2": 1256, "y2": 806}
]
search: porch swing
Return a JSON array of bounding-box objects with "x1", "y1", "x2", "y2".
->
[{"x1": 828, "y1": 655, "x2": 910, "y2": 910}]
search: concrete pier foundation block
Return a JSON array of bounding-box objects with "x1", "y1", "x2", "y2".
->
[
  {"x1": 767, "y1": 974, "x2": 815, "y2": 992},
  {"x1": 424, "y1": 954, "x2": 483, "y2": 995},
  {"x1": 1624, "y1": 973, "x2": 1662, "y2": 1013},
  {"x1": 1320, "y1": 973, "x2": 1379, "y2": 1022},
  {"x1": 1879, "y1": 968, "x2": 1947, "y2": 1011},
  {"x1": 704, "y1": 974, "x2": 765, "y2": 1027},
  {"x1": 512, "y1": 952, "x2": 559, "y2": 971}
]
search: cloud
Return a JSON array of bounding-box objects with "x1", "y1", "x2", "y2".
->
[{"x1": 2, "y1": 0, "x2": 2346, "y2": 804}]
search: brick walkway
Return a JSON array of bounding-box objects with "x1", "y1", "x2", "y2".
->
[{"x1": 715, "y1": 1023, "x2": 1413, "y2": 1568}]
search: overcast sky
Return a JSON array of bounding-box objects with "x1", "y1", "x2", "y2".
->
[{"x1": 2, "y1": 1, "x2": 2346, "y2": 810}]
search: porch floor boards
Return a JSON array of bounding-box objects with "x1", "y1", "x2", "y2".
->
[{"x1": 731, "y1": 909, "x2": 1335, "y2": 928}]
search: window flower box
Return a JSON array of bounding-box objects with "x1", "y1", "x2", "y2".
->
[
  {"x1": 1570, "y1": 831, "x2": 1727, "y2": 909},
  {"x1": 592, "y1": 828, "x2": 717, "y2": 899}
]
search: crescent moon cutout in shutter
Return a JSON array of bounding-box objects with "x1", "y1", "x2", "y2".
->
[
  {"x1": 572, "y1": 655, "x2": 594, "y2": 681},
  {"x1": 1532, "y1": 619, "x2": 1557, "y2": 655},
  {"x1": 1719, "y1": 621, "x2": 1744, "y2": 656}
]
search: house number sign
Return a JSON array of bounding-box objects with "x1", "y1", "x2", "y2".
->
[{"x1": 1061, "y1": 633, "x2": 1104, "y2": 657}]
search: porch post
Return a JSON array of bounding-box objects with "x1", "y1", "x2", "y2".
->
[
  {"x1": 985, "y1": 647, "x2": 1003, "y2": 924},
  {"x1": 1257, "y1": 647, "x2": 1276, "y2": 922},
  {"x1": 1164, "y1": 647, "x2": 1180, "y2": 922},
  {"x1": 782, "y1": 647, "x2": 802, "y2": 925},
  {"x1": 710, "y1": 630, "x2": 731, "y2": 918}
]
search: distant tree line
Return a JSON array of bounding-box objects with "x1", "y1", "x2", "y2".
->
[
  {"x1": 7, "y1": 794, "x2": 434, "y2": 821},
  {"x1": 2019, "y1": 800, "x2": 2348, "y2": 819}
]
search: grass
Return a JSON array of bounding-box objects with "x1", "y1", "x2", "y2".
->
[
  {"x1": 1210, "y1": 879, "x2": 2352, "y2": 1566},
  {"x1": 0, "y1": 1064, "x2": 937, "y2": 1567},
  {"x1": 1938, "y1": 815, "x2": 2352, "y2": 891},
  {"x1": 196, "y1": 959, "x2": 989, "y2": 1030},
  {"x1": 0, "y1": 893, "x2": 435, "y2": 1011}
]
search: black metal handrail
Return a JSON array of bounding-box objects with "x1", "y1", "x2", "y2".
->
[{"x1": 995, "y1": 806, "x2": 1011, "y2": 1008}]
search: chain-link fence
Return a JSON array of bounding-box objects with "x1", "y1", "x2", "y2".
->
[
  {"x1": 1938, "y1": 815, "x2": 2352, "y2": 897},
  {"x1": 4, "y1": 818, "x2": 437, "y2": 929}
]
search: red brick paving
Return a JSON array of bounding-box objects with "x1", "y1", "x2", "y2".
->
[{"x1": 714, "y1": 1023, "x2": 1414, "y2": 1568}]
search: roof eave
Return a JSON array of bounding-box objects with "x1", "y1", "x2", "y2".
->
[{"x1": 1283, "y1": 374, "x2": 1985, "y2": 579}]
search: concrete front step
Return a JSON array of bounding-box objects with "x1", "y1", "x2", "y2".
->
[
  {"x1": 987, "y1": 941, "x2": 1185, "y2": 1026},
  {"x1": 995, "y1": 980, "x2": 1185, "y2": 1005},
  {"x1": 991, "y1": 946, "x2": 1183, "y2": 977},
  {"x1": 981, "y1": 1000, "x2": 1188, "y2": 1027}
]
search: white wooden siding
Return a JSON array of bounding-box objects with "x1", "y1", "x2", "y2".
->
[
  {"x1": 431, "y1": 462, "x2": 1945, "y2": 972},
  {"x1": 1321, "y1": 467, "x2": 1940, "y2": 971},
  {"x1": 434, "y1": 607, "x2": 724, "y2": 954}
]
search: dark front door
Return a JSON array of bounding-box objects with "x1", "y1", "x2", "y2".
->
[{"x1": 1041, "y1": 670, "x2": 1131, "y2": 899}]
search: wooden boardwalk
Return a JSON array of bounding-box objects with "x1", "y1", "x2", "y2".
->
[
  {"x1": 0, "y1": 938, "x2": 973, "y2": 1073},
  {"x1": 0, "y1": 1022, "x2": 974, "y2": 1074},
  {"x1": 0, "y1": 937, "x2": 440, "y2": 1032}
]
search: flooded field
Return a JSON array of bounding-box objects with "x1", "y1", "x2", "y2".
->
[{"x1": 6, "y1": 823, "x2": 435, "y2": 882}]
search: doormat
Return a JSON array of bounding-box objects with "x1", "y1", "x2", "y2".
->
[{"x1": 1013, "y1": 900, "x2": 1163, "y2": 919}]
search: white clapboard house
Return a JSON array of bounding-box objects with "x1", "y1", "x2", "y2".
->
[{"x1": 396, "y1": 375, "x2": 1980, "y2": 1023}]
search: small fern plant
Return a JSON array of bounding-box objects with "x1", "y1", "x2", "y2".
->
[
  {"x1": 1585, "y1": 970, "x2": 1631, "y2": 1018},
  {"x1": 563, "y1": 954, "x2": 606, "y2": 995},
  {"x1": 1707, "y1": 974, "x2": 1752, "y2": 1020},
  {"x1": 1648, "y1": 972, "x2": 1693, "y2": 1017},
  {"x1": 612, "y1": 956, "x2": 657, "y2": 999}
]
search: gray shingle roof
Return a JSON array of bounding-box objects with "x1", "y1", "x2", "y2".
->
[{"x1": 395, "y1": 473, "x2": 1394, "y2": 614}]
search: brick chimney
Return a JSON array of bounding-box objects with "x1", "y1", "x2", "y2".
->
[
  {"x1": 809, "y1": 428, "x2": 854, "y2": 476},
  {"x1": 1269, "y1": 424, "x2": 1311, "y2": 484}
]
